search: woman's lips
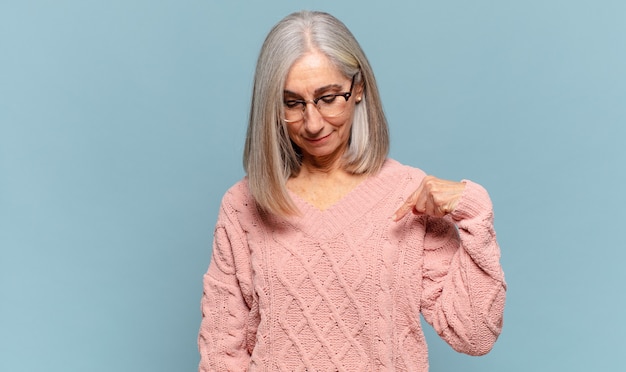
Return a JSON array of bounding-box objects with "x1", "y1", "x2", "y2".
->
[{"x1": 305, "y1": 132, "x2": 332, "y2": 144}]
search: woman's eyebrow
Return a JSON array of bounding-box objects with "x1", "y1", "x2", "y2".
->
[
  {"x1": 314, "y1": 83, "x2": 343, "y2": 96},
  {"x1": 283, "y1": 83, "x2": 345, "y2": 98},
  {"x1": 283, "y1": 90, "x2": 302, "y2": 99}
]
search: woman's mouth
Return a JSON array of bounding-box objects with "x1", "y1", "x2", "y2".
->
[{"x1": 306, "y1": 132, "x2": 332, "y2": 144}]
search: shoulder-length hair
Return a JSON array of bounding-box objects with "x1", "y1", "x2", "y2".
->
[{"x1": 243, "y1": 10, "x2": 389, "y2": 217}]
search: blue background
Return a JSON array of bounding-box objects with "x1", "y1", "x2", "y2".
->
[{"x1": 1, "y1": 1, "x2": 625, "y2": 371}]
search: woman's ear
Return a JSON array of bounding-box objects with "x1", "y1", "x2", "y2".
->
[{"x1": 355, "y1": 81, "x2": 364, "y2": 103}]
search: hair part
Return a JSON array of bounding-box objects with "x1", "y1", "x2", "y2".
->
[{"x1": 243, "y1": 10, "x2": 389, "y2": 217}]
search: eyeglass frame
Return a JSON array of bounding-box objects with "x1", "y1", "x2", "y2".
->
[{"x1": 282, "y1": 73, "x2": 358, "y2": 123}]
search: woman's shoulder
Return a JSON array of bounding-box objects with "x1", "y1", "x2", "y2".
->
[
  {"x1": 359, "y1": 158, "x2": 427, "y2": 198},
  {"x1": 219, "y1": 177, "x2": 256, "y2": 210},
  {"x1": 214, "y1": 177, "x2": 265, "y2": 227},
  {"x1": 380, "y1": 158, "x2": 427, "y2": 182}
]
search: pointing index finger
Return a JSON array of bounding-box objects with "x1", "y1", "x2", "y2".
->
[
  {"x1": 392, "y1": 177, "x2": 428, "y2": 222},
  {"x1": 392, "y1": 190, "x2": 418, "y2": 222},
  {"x1": 392, "y1": 202, "x2": 411, "y2": 222}
]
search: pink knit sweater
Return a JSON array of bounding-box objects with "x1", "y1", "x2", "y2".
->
[{"x1": 198, "y1": 159, "x2": 506, "y2": 371}]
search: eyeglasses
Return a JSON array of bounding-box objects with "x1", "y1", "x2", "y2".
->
[{"x1": 282, "y1": 73, "x2": 357, "y2": 123}]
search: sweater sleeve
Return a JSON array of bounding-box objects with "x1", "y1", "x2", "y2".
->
[
  {"x1": 420, "y1": 180, "x2": 506, "y2": 356},
  {"x1": 198, "y1": 198, "x2": 258, "y2": 371}
]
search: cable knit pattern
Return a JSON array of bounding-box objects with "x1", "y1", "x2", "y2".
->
[{"x1": 199, "y1": 159, "x2": 506, "y2": 371}]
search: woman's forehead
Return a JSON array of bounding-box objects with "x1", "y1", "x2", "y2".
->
[{"x1": 284, "y1": 52, "x2": 347, "y2": 94}]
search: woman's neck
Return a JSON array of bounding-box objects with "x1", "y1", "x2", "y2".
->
[
  {"x1": 288, "y1": 159, "x2": 367, "y2": 211},
  {"x1": 299, "y1": 151, "x2": 346, "y2": 177}
]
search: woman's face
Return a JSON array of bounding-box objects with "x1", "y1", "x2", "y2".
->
[{"x1": 283, "y1": 50, "x2": 361, "y2": 166}]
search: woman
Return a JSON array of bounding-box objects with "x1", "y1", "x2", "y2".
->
[{"x1": 199, "y1": 10, "x2": 506, "y2": 371}]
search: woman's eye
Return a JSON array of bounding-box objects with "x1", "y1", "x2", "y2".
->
[
  {"x1": 320, "y1": 95, "x2": 337, "y2": 104},
  {"x1": 284, "y1": 100, "x2": 302, "y2": 108}
]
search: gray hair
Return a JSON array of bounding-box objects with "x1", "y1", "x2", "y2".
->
[{"x1": 243, "y1": 10, "x2": 389, "y2": 216}]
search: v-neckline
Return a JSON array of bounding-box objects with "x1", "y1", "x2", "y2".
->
[{"x1": 285, "y1": 159, "x2": 397, "y2": 239}]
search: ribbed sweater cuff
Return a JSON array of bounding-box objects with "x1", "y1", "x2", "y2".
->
[{"x1": 450, "y1": 180, "x2": 492, "y2": 222}]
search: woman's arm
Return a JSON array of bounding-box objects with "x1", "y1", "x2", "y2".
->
[
  {"x1": 419, "y1": 180, "x2": 506, "y2": 355},
  {"x1": 198, "y1": 201, "x2": 258, "y2": 371}
]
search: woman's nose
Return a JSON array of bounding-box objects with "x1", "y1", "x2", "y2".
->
[{"x1": 303, "y1": 102, "x2": 324, "y2": 133}]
